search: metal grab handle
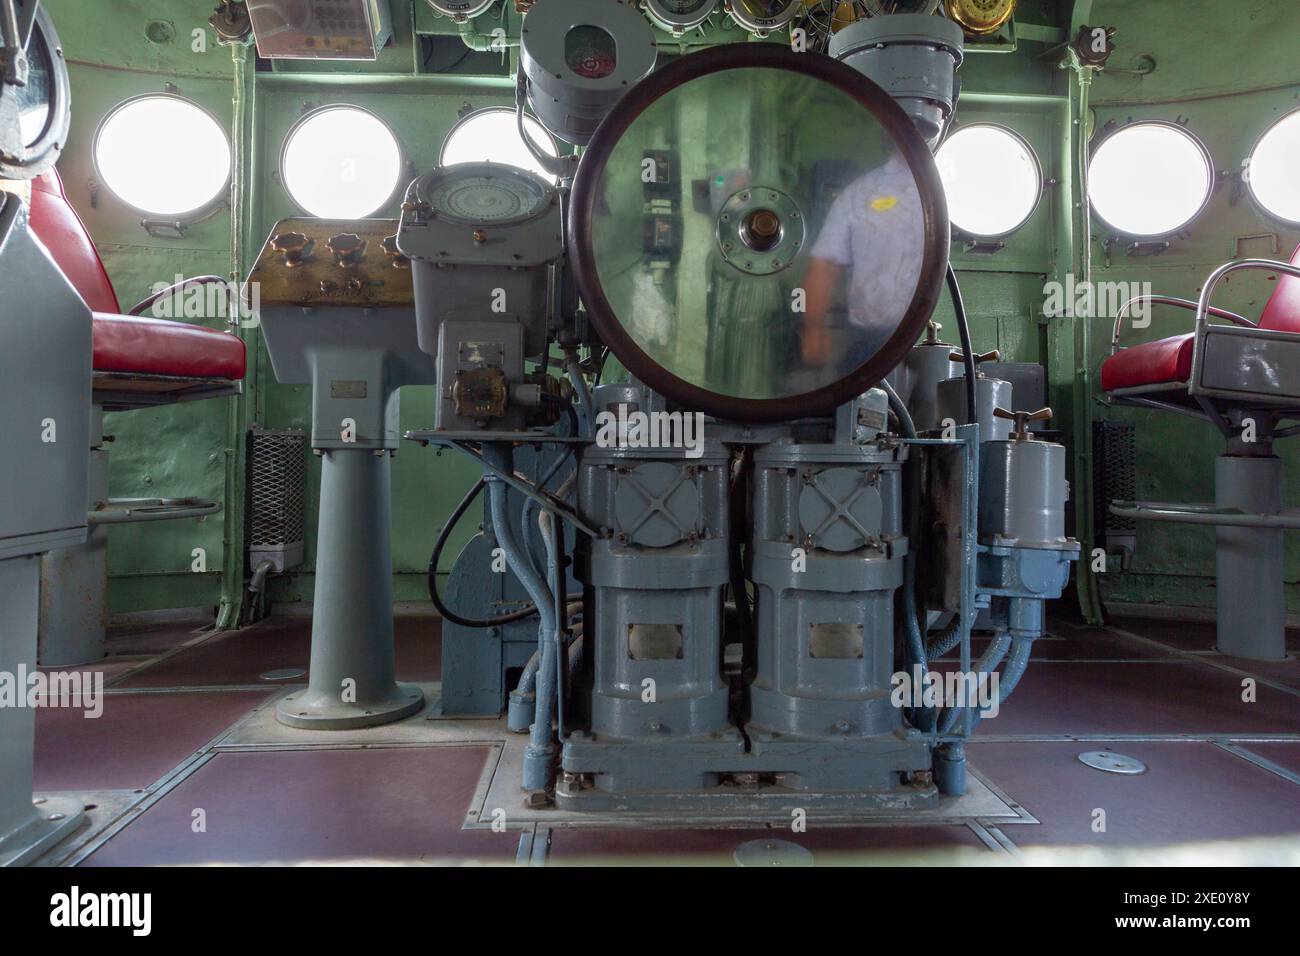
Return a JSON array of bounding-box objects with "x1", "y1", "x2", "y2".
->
[
  {"x1": 994, "y1": 406, "x2": 1052, "y2": 439},
  {"x1": 1188, "y1": 259, "x2": 1300, "y2": 395},
  {"x1": 1110, "y1": 294, "x2": 1254, "y2": 355},
  {"x1": 88, "y1": 497, "x2": 221, "y2": 526},
  {"x1": 1109, "y1": 500, "x2": 1300, "y2": 531},
  {"x1": 948, "y1": 349, "x2": 1001, "y2": 364}
]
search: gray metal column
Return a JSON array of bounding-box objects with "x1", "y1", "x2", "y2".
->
[
  {"x1": 276, "y1": 449, "x2": 424, "y2": 728},
  {"x1": 1215, "y1": 454, "x2": 1286, "y2": 661},
  {"x1": 0, "y1": 556, "x2": 84, "y2": 866},
  {"x1": 38, "y1": 404, "x2": 108, "y2": 667}
]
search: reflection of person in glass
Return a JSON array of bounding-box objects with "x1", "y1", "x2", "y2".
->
[{"x1": 801, "y1": 152, "x2": 924, "y2": 368}]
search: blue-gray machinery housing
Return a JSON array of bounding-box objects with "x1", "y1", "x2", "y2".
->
[{"x1": 396, "y1": 4, "x2": 1080, "y2": 811}]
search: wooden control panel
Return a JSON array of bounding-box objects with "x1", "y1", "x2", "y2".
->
[{"x1": 248, "y1": 218, "x2": 413, "y2": 310}]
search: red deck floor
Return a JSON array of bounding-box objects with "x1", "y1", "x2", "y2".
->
[{"x1": 27, "y1": 611, "x2": 1300, "y2": 866}]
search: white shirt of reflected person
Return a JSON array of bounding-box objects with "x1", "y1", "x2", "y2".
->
[{"x1": 803, "y1": 152, "x2": 925, "y2": 364}]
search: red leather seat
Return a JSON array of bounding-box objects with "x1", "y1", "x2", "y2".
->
[
  {"x1": 1101, "y1": 244, "x2": 1300, "y2": 392},
  {"x1": 29, "y1": 169, "x2": 245, "y2": 383},
  {"x1": 1100, "y1": 333, "x2": 1195, "y2": 391},
  {"x1": 92, "y1": 313, "x2": 246, "y2": 380}
]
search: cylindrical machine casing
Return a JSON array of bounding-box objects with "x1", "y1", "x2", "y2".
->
[
  {"x1": 519, "y1": 0, "x2": 658, "y2": 146},
  {"x1": 936, "y1": 374, "x2": 1013, "y2": 441},
  {"x1": 747, "y1": 440, "x2": 906, "y2": 739},
  {"x1": 979, "y1": 438, "x2": 1071, "y2": 548},
  {"x1": 828, "y1": 14, "x2": 965, "y2": 148},
  {"x1": 575, "y1": 436, "x2": 732, "y2": 740},
  {"x1": 905, "y1": 342, "x2": 964, "y2": 431}
]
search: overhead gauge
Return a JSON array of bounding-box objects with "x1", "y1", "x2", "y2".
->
[
  {"x1": 425, "y1": 0, "x2": 494, "y2": 20},
  {"x1": 725, "y1": 0, "x2": 800, "y2": 35},
  {"x1": 568, "y1": 44, "x2": 950, "y2": 423},
  {"x1": 519, "y1": 0, "x2": 657, "y2": 146},
  {"x1": 645, "y1": 0, "x2": 719, "y2": 35}
]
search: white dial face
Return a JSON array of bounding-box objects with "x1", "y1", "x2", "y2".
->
[{"x1": 425, "y1": 169, "x2": 551, "y2": 225}]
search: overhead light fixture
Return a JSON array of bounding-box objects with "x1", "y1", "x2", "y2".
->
[{"x1": 246, "y1": 0, "x2": 394, "y2": 60}]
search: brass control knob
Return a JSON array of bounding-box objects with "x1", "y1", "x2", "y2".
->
[
  {"x1": 270, "y1": 231, "x2": 313, "y2": 268},
  {"x1": 327, "y1": 233, "x2": 367, "y2": 267},
  {"x1": 994, "y1": 406, "x2": 1053, "y2": 441},
  {"x1": 472, "y1": 229, "x2": 488, "y2": 245},
  {"x1": 381, "y1": 234, "x2": 410, "y2": 269}
]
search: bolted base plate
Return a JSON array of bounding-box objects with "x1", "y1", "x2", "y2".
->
[
  {"x1": 0, "y1": 796, "x2": 85, "y2": 867},
  {"x1": 276, "y1": 682, "x2": 425, "y2": 730},
  {"x1": 733, "y1": 838, "x2": 815, "y2": 867}
]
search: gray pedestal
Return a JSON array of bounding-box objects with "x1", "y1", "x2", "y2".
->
[
  {"x1": 39, "y1": 417, "x2": 108, "y2": 667},
  {"x1": 276, "y1": 449, "x2": 423, "y2": 729},
  {"x1": 1215, "y1": 454, "x2": 1287, "y2": 661},
  {"x1": 0, "y1": 557, "x2": 85, "y2": 866}
]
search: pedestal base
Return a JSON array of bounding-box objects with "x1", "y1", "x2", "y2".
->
[
  {"x1": 276, "y1": 681, "x2": 424, "y2": 730},
  {"x1": 0, "y1": 795, "x2": 85, "y2": 868}
]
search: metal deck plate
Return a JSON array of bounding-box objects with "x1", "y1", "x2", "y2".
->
[
  {"x1": 1078, "y1": 750, "x2": 1148, "y2": 775},
  {"x1": 216, "y1": 686, "x2": 1030, "y2": 831}
]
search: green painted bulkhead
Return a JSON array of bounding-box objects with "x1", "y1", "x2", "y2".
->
[{"x1": 43, "y1": 0, "x2": 1300, "y2": 623}]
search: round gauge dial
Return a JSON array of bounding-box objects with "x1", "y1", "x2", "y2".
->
[
  {"x1": 646, "y1": 0, "x2": 719, "y2": 33},
  {"x1": 727, "y1": 0, "x2": 800, "y2": 33},
  {"x1": 423, "y1": 167, "x2": 553, "y2": 225},
  {"x1": 426, "y1": 0, "x2": 495, "y2": 19}
]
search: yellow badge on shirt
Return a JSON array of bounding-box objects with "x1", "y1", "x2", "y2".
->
[{"x1": 871, "y1": 196, "x2": 899, "y2": 212}]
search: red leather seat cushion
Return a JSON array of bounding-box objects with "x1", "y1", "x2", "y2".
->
[
  {"x1": 1100, "y1": 333, "x2": 1195, "y2": 391},
  {"x1": 29, "y1": 169, "x2": 121, "y2": 314},
  {"x1": 94, "y1": 314, "x2": 246, "y2": 380},
  {"x1": 1258, "y1": 243, "x2": 1300, "y2": 334}
]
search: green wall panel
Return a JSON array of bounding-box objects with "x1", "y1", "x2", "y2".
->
[{"x1": 40, "y1": 0, "x2": 1300, "y2": 619}]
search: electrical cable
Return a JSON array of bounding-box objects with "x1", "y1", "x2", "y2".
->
[{"x1": 947, "y1": 263, "x2": 979, "y2": 426}]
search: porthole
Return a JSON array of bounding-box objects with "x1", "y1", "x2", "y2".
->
[
  {"x1": 1088, "y1": 121, "x2": 1214, "y2": 238},
  {"x1": 439, "y1": 107, "x2": 559, "y2": 183},
  {"x1": 280, "y1": 105, "x2": 403, "y2": 219},
  {"x1": 936, "y1": 124, "x2": 1042, "y2": 239},
  {"x1": 94, "y1": 94, "x2": 231, "y2": 218},
  {"x1": 1245, "y1": 108, "x2": 1300, "y2": 226}
]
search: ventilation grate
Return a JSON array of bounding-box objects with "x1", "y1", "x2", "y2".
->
[{"x1": 247, "y1": 428, "x2": 307, "y2": 571}]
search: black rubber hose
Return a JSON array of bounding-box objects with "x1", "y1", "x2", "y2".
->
[
  {"x1": 427, "y1": 478, "x2": 541, "y2": 629},
  {"x1": 947, "y1": 264, "x2": 979, "y2": 426}
]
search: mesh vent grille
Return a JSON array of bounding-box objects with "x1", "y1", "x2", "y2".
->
[
  {"x1": 248, "y1": 428, "x2": 307, "y2": 550},
  {"x1": 1093, "y1": 420, "x2": 1136, "y2": 536}
]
